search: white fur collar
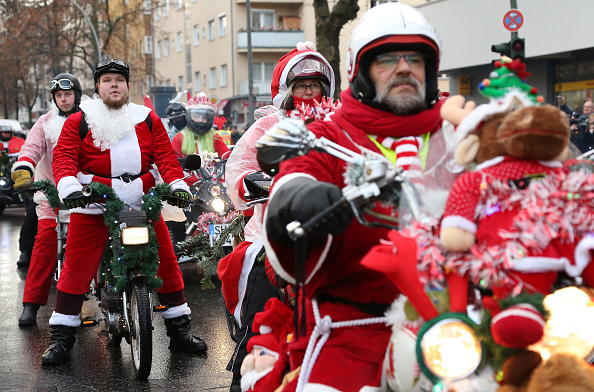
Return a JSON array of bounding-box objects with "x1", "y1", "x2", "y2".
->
[
  {"x1": 44, "y1": 107, "x2": 66, "y2": 148},
  {"x1": 80, "y1": 98, "x2": 150, "y2": 151}
]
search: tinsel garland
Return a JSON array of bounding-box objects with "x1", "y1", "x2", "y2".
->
[
  {"x1": 87, "y1": 182, "x2": 171, "y2": 293},
  {"x1": 32, "y1": 180, "x2": 61, "y2": 210},
  {"x1": 177, "y1": 211, "x2": 242, "y2": 289},
  {"x1": 403, "y1": 164, "x2": 594, "y2": 290}
]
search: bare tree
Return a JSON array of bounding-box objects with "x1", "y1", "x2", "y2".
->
[{"x1": 312, "y1": 0, "x2": 359, "y2": 98}]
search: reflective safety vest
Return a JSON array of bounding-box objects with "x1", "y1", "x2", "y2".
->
[{"x1": 217, "y1": 130, "x2": 232, "y2": 145}]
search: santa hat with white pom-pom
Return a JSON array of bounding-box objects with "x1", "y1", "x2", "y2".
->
[{"x1": 271, "y1": 41, "x2": 335, "y2": 109}]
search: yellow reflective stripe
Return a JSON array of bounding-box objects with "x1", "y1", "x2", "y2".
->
[{"x1": 367, "y1": 133, "x2": 431, "y2": 169}]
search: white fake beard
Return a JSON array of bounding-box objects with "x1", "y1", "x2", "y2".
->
[
  {"x1": 45, "y1": 109, "x2": 67, "y2": 148},
  {"x1": 86, "y1": 99, "x2": 134, "y2": 151},
  {"x1": 240, "y1": 367, "x2": 274, "y2": 392}
]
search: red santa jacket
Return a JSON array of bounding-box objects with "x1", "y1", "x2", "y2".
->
[
  {"x1": 263, "y1": 120, "x2": 401, "y2": 306},
  {"x1": 2, "y1": 136, "x2": 25, "y2": 156},
  {"x1": 53, "y1": 99, "x2": 188, "y2": 214}
]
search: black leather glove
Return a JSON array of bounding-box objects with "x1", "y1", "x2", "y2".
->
[
  {"x1": 266, "y1": 178, "x2": 353, "y2": 247},
  {"x1": 169, "y1": 189, "x2": 192, "y2": 208},
  {"x1": 62, "y1": 191, "x2": 88, "y2": 209}
]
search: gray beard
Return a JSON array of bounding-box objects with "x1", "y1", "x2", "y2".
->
[{"x1": 374, "y1": 76, "x2": 427, "y2": 115}]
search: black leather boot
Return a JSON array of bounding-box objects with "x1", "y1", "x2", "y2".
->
[
  {"x1": 41, "y1": 325, "x2": 76, "y2": 366},
  {"x1": 164, "y1": 315, "x2": 207, "y2": 353},
  {"x1": 18, "y1": 303, "x2": 39, "y2": 328},
  {"x1": 17, "y1": 251, "x2": 32, "y2": 269}
]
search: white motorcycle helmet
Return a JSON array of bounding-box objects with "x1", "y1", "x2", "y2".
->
[{"x1": 345, "y1": 2, "x2": 443, "y2": 108}]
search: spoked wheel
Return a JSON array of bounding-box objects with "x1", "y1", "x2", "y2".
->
[{"x1": 129, "y1": 281, "x2": 153, "y2": 380}]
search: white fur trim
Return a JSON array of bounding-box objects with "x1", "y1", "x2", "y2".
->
[
  {"x1": 76, "y1": 172, "x2": 94, "y2": 184},
  {"x1": 169, "y1": 178, "x2": 191, "y2": 193},
  {"x1": 11, "y1": 160, "x2": 35, "y2": 174},
  {"x1": 127, "y1": 102, "x2": 152, "y2": 125},
  {"x1": 44, "y1": 108, "x2": 66, "y2": 147},
  {"x1": 264, "y1": 173, "x2": 328, "y2": 285},
  {"x1": 441, "y1": 215, "x2": 477, "y2": 233},
  {"x1": 258, "y1": 325, "x2": 273, "y2": 334},
  {"x1": 475, "y1": 156, "x2": 505, "y2": 171},
  {"x1": 538, "y1": 160, "x2": 563, "y2": 168},
  {"x1": 302, "y1": 385, "x2": 342, "y2": 392},
  {"x1": 110, "y1": 130, "x2": 144, "y2": 208},
  {"x1": 296, "y1": 41, "x2": 316, "y2": 51},
  {"x1": 509, "y1": 256, "x2": 571, "y2": 274},
  {"x1": 57, "y1": 176, "x2": 83, "y2": 201},
  {"x1": 80, "y1": 98, "x2": 138, "y2": 151},
  {"x1": 162, "y1": 302, "x2": 191, "y2": 319},
  {"x1": 49, "y1": 312, "x2": 81, "y2": 327},
  {"x1": 573, "y1": 236, "x2": 594, "y2": 277},
  {"x1": 234, "y1": 242, "x2": 261, "y2": 327}
]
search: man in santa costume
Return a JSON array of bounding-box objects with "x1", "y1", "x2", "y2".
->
[
  {"x1": 264, "y1": 3, "x2": 450, "y2": 390},
  {"x1": 222, "y1": 41, "x2": 335, "y2": 391},
  {"x1": 11, "y1": 73, "x2": 85, "y2": 327},
  {"x1": 42, "y1": 59, "x2": 207, "y2": 366}
]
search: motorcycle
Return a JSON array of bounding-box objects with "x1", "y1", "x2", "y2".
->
[
  {"x1": 0, "y1": 149, "x2": 24, "y2": 213},
  {"x1": 256, "y1": 118, "x2": 594, "y2": 392},
  {"x1": 80, "y1": 155, "x2": 201, "y2": 380}
]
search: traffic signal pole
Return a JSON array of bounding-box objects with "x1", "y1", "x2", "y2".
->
[{"x1": 491, "y1": 0, "x2": 525, "y2": 62}]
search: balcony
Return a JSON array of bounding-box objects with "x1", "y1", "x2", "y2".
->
[
  {"x1": 236, "y1": 0, "x2": 303, "y2": 4},
  {"x1": 237, "y1": 30, "x2": 305, "y2": 53},
  {"x1": 239, "y1": 81, "x2": 272, "y2": 96}
]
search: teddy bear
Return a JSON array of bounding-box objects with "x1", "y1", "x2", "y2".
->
[
  {"x1": 436, "y1": 59, "x2": 594, "y2": 388},
  {"x1": 239, "y1": 298, "x2": 293, "y2": 392}
]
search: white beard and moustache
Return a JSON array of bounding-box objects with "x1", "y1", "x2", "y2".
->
[
  {"x1": 85, "y1": 98, "x2": 135, "y2": 151},
  {"x1": 240, "y1": 367, "x2": 274, "y2": 392},
  {"x1": 374, "y1": 75, "x2": 427, "y2": 115}
]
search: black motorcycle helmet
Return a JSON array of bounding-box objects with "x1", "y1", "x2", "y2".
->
[
  {"x1": 0, "y1": 125, "x2": 13, "y2": 142},
  {"x1": 166, "y1": 102, "x2": 187, "y2": 130},
  {"x1": 185, "y1": 93, "x2": 217, "y2": 135},
  {"x1": 93, "y1": 59, "x2": 130, "y2": 94},
  {"x1": 50, "y1": 73, "x2": 82, "y2": 115}
]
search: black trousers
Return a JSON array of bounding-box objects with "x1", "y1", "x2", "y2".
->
[{"x1": 19, "y1": 194, "x2": 37, "y2": 253}]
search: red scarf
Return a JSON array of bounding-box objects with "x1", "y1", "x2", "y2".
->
[
  {"x1": 332, "y1": 88, "x2": 444, "y2": 137},
  {"x1": 286, "y1": 94, "x2": 322, "y2": 118}
]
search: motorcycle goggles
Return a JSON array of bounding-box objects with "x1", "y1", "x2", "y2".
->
[
  {"x1": 96, "y1": 58, "x2": 130, "y2": 71},
  {"x1": 50, "y1": 79, "x2": 74, "y2": 92}
]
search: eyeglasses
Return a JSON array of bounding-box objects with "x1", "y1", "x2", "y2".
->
[
  {"x1": 293, "y1": 83, "x2": 322, "y2": 93},
  {"x1": 374, "y1": 53, "x2": 426, "y2": 70},
  {"x1": 96, "y1": 59, "x2": 129, "y2": 70},
  {"x1": 49, "y1": 79, "x2": 74, "y2": 92}
]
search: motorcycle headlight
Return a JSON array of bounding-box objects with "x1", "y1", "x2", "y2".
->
[
  {"x1": 211, "y1": 197, "x2": 225, "y2": 213},
  {"x1": 209, "y1": 184, "x2": 222, "y2": 197},
  {"x1": 529, "y1": 286, "x2": 594, "y2": 362},
  {"x1": 0, "y1": 178, "x2": 7, "y2": 187},
  {"x1": 121, "y1": 227, "x2": 149, "y2": 245},
  {"x1": 417, "y1": 314, "x2": 485, "y2": 384}
]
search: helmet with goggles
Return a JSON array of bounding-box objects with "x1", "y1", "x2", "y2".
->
[
  {"x1": 50, "y1": 73, "x2": 82, "y2": 110},
  {"x1": 93, "y1": 59, "x2": 130, "y2": 93},
  {"x1": 166, "y1": 102, "x2": 187, "y2": 130},
  {"x1": 185, "y1": 93, "x2": 217, "y2": 135},
  {"x1": 345, "y1": 2, "x2": 442, "y2": 108}
]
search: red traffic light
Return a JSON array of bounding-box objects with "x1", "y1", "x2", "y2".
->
[{"x1": 511, "y1": 39, "x2": 524, "y2": 52}]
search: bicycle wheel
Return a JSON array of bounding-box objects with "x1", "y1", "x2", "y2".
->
[{"x1": 129, "y1": 281, "x2": 153, "y2": 380}]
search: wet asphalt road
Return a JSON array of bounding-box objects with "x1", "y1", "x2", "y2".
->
[{"x1": 0, "y1": 207, "x2": 237, "y2": 391}]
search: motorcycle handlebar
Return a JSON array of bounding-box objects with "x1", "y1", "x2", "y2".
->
[{"x1": 286, "y1": 196, "x2": 350, "y2": 241}]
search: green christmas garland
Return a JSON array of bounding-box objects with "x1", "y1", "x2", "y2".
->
[
  {"x1": 86, "y1": 182, "x2": 171, "y2": 293},
  {"x1": 177, "y1": 214, "x2": 244, "y2": 289},
  {"x1": 32, "y1": 180, "x2": 61, "y2": 210}
]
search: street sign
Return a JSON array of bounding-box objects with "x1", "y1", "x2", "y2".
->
[
  {"x1": 459, "y1": 75, "x2": 471, "y2": 95},
  {"x1": 503, "y1": 10, "x2": 523, "y2": 31}
]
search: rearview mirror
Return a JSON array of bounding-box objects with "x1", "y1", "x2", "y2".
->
[{"x1": 182, "y1": 154, "x2": 202, "y2": 171}]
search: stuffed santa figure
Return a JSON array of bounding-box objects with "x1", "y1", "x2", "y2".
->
[{"x1": 240, "y1": 298, "x2": 293, "y2": 392}]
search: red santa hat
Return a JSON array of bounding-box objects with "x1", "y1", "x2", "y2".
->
[
  {"x1": 247, "y1": 298, "x2": 293, "y2": 356},
  {"x1": 270, "y1": 41, "x2": 335, "y2": 109}
]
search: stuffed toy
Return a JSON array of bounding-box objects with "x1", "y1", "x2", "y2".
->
[
  {"x1": 436, "y1": 59, "x2": 594, "y2": 387},
  {"x1": 240, "y1": 298, "x2": 293, "y2": 392}
]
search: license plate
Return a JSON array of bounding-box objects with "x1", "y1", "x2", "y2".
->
[{"x1": 208, "y1": 224, "x2": 232, "y2": 247}]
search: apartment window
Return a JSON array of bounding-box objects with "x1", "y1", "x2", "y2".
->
[
  {"x1": 194, "y1": 71, "x2": 201, "y2": 93},
  {"x1": 164, "y1": 37, "x2": 170, "y2": 57},
  {"x1": 254, "y1": 62, "x2": 275, "y2": 83},
  {"x1": 193, "y1": 25, "x2": 200, "y2": 46},
  {"x1": 220, "y1": 64, "x2": 228, "y2": 87},
  {"x1": 144, "y1": 36, "x2": 153, "y2": 54},
  {"x1": 203, "y1": 75, "x2": 207, "y2": 87},
  {"x1": 252, "y1": 9, "x2": 274, "y2": 30},
  {"x1": 174, "y1": 0, "x2": 181, "y2": 10},
  {"x1": 208, "y1": 19, "x2": 215, "y2": 40},
  {"x1": 155, "y1": 5, "x2": 161, "y2": 20},
  {"x1": 178, "y1": 76, "x2": 183, "y2": 92},
  {"x1": 209, "y1": 67, "x2": 216, "y2": 89},
  {"x1": 156, "y1": 40, "x2": 162, "y2": 58},
  {"x1": 162, "y1": 0, "x2": 168, "y2": 17},
  {"x1": 186, "y1": 44, "x2": 192, "y2": 83},
  {"x1": 218, "y1": 14, "x2": 227, "y2": 37},
  {"x1": 176, "y1": 32, "x2": 183, "y2": 52}
]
